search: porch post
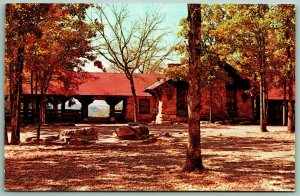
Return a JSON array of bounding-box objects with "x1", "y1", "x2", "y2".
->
[
  {"x1": 53, "y1": 100, "x2": 58, "y2": 121},
  {"x1": 105, "y1": 97, "x2": 122, "y2": 123},
  {"x1": 61, "y1": 99, "x2": 66, "y2": 112},
  {"x1": 82, "y1": 102, "x2": 89, "y2": 120},
  {"x1": 77, "y1": 96, "x2": 94, "y2": 122},
  {"x1": 109, "y1": 103, "x2": 116, "y2": 122}
]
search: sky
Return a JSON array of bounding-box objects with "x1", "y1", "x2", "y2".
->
[{"x1": 83, "y1": 3, "x2": 188, "y2": 72}]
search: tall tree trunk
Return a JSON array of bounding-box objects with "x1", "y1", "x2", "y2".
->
[
  {"x1": 37, "y1": 105, "x2": 42, "y2": 144},
  {"x1": 36, "y1": 71, "x2": 53, "y2": 143},
  {"x1": 17, "y1": 76, "x2": 23, "y2": 139},
  {"x1": 285, "y1": 18, "x2": 295, "y2": 133},
  {"x1": 41, "y1": 100, "x2": 46, "y2": 124},
  {"x1": 30, "y1": 71, "x2": 34, "y2": 123},
  {"x1": 184, "y1": 4, "x2": 204, "y2": 172},
  {"x1": 209, "y1": 60, "x2": 213, "y2": 123},
  {"x1": 259, "y1": 54, "x2": 267, "y2": 132},
  {"x1": 287, "y1": 80, "x2": 295, "y2": 133},
  {"x1": 265, "y1": 83, "x2": 268, "y2": 124},
  {"x1": 259, "y1": 72, "x2": 267, "y2": 132},
  {"x1": 253, "y1": 96, "x2": 257, "y2": 120},
  {"x1": 252, "y1": 72, "x2": 258, "y2": 120},
  {"x1": 282, "y1": 80, "x2": 287, "y2": 126},
  {"x1": 36, "y1": 95, "x2": 46, "y2": 144},
  {"x1": 10, "y1": 33, "x2": 25, "y2": 145},
  {"x1": 259, "y1": 66, "x2": 268, "y2": 132},
  {"x1": 209, "y1": 81, "x2": 213, "y2": 123},
  {"x1": 128, "y1": 76, "x2": 138, "y2": 123},
  {"x1": 257, "y1": 5, "x2": 268, "y2": 132},
  {"x1": 10, "y1": 79, "x2": 21, "y2": 145},
  {"x1": 34, "y1": 70, "x2": 38, "y2": 124},
  {"x1": 287, "y1": 65, "x2": 295, "y2": 133}
]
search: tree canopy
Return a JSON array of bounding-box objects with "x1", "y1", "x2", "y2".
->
[{"x1": 5, "y1": 3, "x2": 97, "y2": 144}]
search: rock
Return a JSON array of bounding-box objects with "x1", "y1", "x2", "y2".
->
[
  {"x1": 60, "y1": 127, "x2": 98, "y2": 142},
  {"x1": 148, "y1": 134, "x2": 155, "y2": 138},
  {"x1": 146, "y1": 135, "x2": 158, "y2": 143},
  {"x1": 238, "y1": 121, "x2": 256, "y2": 125},
  {"x1": 44, "y1": 135, "x2": 59, "y2": 142},
  {"x1": 128, "y1": 122, "x2": 140, "y2": 126},
  {"x1": 67, "y1": 138, "x2": 89, "y2": 145},
  {"x1": 160, "y1": 121, "x2": 172, "y2": 125},
  {"x1": 115, "y1": 126, "x2": 151, "y2": 140},
  {"x1": 31, "y1": 138, "x2": 44, "y2": 143},
  {"x1": 163, "y1": 132, "x2": 172, "y2": 137},
  {"x1": 63, "y1": 137, "x2": 72, "y2": 143},
  {"x1": 115, "y1": 126, "x2": 136, "y2": 140},
  {"x1": 136, "y1": 126, "x2": 149, "y2": 136},
  {"x1": 172, "y1": 138, "x2": 181, "y2": 142},
  {"x1": 62, "y1": 123, "x2": 76, "y2": 126},
  {"x1": 214, "y1": 121, "x2": 223, "y2": 125},
  {"x1": 200, "y1": 121, "x2": 209, "y2": 124},
  {"x1": 61, "y1": 129, "x2": 75, "y2": 137},
  {"x1": 25, "y1": 136, "x2": 59, "y2": 144},
  {"x1": 25, "y1": 137, "x2": 35, "y2": 143},
  {"x1": 226, "y1": 120, "x2": 232, "y2": 124},
  {"x1": 87, "y1": 128, "x2": 98, "y2": 140}
]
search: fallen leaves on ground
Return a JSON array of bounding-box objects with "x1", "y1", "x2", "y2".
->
[{"x1": 4, "y1": 124, "x2": 295, "y2": 191}]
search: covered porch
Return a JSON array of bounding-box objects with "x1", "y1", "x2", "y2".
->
[{"x1": 20, "y1": 94, "x2": 128, "y2": 124}]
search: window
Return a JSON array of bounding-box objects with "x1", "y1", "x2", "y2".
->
[
  {"x1": 176, "y1": 87, "x2": 188, "y2": 116},
  {"x1": 139, "y1": 98, "x2": 150, "y2": 114},
  {"x1": 226, "y1": 87, "x2": 237, "y2": 117}
]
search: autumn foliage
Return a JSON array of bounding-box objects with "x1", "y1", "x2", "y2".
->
[
  {"x1": 168, "y1": 4, "x2": 295, "y2": 133},
  {"x1": 5, "y1": 4, "x2": 97, "y2": 144}
]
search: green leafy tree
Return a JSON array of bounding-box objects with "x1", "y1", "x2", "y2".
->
[
  {"x1": 270, "y1": 5, "x2": 295, "y2": 132},
  {"x1": 211, "y1": 4, "x2": 272, "y2": 132}
]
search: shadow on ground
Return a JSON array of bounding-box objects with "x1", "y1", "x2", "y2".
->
[{"x1": 4, "y1": 124, "x2": 295, "y2": 191}]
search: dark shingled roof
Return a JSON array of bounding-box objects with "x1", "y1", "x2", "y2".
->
[{"x1": 143, "y1": 78, "x2": 171, "y2": 92}]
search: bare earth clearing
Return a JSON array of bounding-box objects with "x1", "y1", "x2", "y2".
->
[{"x1": 4, "y1": 124, "x2": 295, "y2": 191}]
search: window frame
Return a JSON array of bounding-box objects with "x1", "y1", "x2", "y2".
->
[
  {"x1": 226, "y1": 86, "x2": 237, "y2": 117},
  {"x1": 176, "y1": 86, "x2": 188, "y2": 117},
  {"x1": 138, "y1": 98, "x2": 150, "y2": 114}
]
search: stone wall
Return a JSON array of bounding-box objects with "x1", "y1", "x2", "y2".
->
[
  {"x1": 154, "y1": 80, "x2": 253, "y2": 124},
  {"x1": 155, "y1": 81, "x2": 231, "y2": 124},
  {"x1": 125, "y1": 96, "x2": 158, "y2": 122},
  {"x1": 123, "y1": 82, "x2": 253, "y2": 124},
  {"x1": 155, "y1": 85, "x2": 179, "y2": 124}
]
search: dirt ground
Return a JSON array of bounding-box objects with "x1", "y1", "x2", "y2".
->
[{"x1": 4, "y1": 123, "x2": 295, "y2": 191}]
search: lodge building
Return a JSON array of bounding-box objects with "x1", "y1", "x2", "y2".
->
[{"x1": 15, "y1": 63, "x2": 294, "y2": 125}]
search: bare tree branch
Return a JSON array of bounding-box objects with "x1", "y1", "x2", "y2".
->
[{"x1": 87, "y1": 4, "x2": 174, "y2": 122}]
